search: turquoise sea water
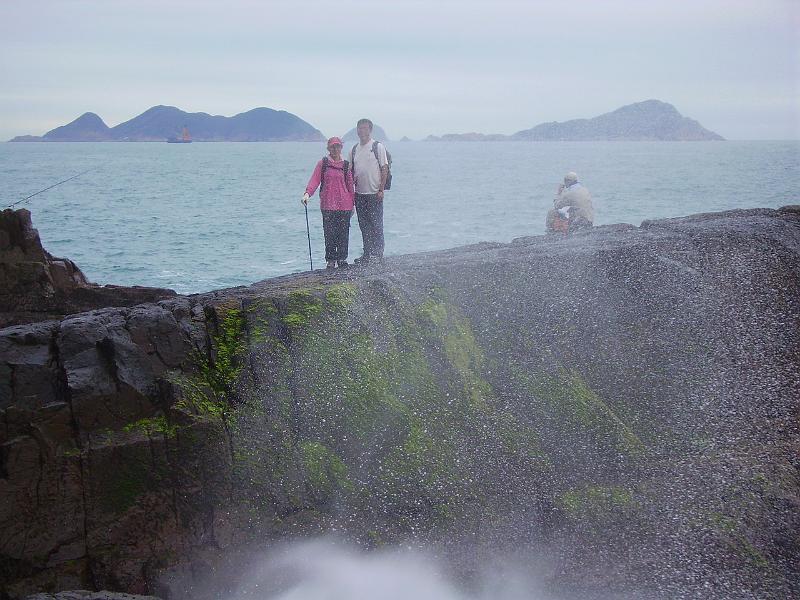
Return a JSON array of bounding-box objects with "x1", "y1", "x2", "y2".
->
[{"x1": 1, "y1": 141, "x2": 798, "y2": 294}]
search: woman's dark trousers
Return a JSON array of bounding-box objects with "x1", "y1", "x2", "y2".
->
[{"x1": 322, "y1": 209, "x2": 352, "y2": 262}]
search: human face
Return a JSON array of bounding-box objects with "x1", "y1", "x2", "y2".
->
[
  {"x1": 328, "y1": 144, "x2": 342, "y2": 160},
  {"x1": 357, "y1": 122, "x2": 372, "y2": 144}
]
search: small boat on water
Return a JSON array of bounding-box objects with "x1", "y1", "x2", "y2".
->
[{"x1": 167, "y1": 126, "x2": 192, "y2": 143}]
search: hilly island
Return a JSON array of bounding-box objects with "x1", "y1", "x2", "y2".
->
[
  {"x1": 9, "y1": 100, "x2": 723, "y2": 142},
  {"x1": 426, "y1": 100, "x2": 724, "y2": 141},
  {"x1": 9, "y1": 106, "x2": 326, "y2": 142}
]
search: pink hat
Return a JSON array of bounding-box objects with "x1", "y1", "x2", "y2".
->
[{"x1": 327, "y1": 136, "x2": 343, "y2": 146}]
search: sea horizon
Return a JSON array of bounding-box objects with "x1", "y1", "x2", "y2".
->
[{"x1": 3, "y1": 139, "x2": 798, "y2": 294}]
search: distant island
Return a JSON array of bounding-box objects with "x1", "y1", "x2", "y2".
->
[
  {"x1": 342, "y1": 124, "x2": 390, "y2": 143},
  {"x1": 425, "y1": 100, "x2": 724, "y2": 141},
  {"x1": 9, "y1": 100, "x2": 725, "y2": 143},
  {"x1": 9, "y1": 106, "x2": 325, "y2": 142}
]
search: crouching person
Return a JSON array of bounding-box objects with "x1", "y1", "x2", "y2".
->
[{"x1": 554, "y1": 171, "x2": 594, "y2": 233}]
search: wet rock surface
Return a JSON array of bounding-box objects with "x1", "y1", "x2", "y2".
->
[
  {"x1": 25, "y1": 592, "x2": 161, "y2": 600},
  {"x1": 1, "y1": 206, "x2": 799, "y2": 599}
]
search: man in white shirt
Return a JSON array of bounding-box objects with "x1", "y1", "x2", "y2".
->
[{"x1": 350, "y1": 118, "x2": 389, "y2": 265}]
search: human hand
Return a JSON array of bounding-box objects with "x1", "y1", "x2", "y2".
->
[
  {"x1": 376, "y1": 190, "x2": 384, "y2": 201},
  {"x1": 302, "y1": 192, "x2": 310, "y2": 205}
]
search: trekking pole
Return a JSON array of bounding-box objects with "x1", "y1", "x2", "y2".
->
[{"x1": 304, "y1": 202, "x2": 313, "y2": 271}]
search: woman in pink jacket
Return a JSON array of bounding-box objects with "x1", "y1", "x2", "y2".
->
[{"x1": 302, "y1": 136, "x2": 355, "y2": 270}]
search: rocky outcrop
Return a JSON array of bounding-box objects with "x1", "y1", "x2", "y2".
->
[
  {"x1": 1, "y1": 207, "x2": 798, "y2": 599},
  {"x1": 0, "y1": 210, "x2": 176, "y2": 328}
]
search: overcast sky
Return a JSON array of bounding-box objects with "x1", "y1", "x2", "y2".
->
[{"x1": 1, "y1": 0, "x2": 798, "y2": 140}]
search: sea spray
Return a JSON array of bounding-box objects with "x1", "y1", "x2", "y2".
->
[{"x1": 228, "y1": 537, "x2": 547, "y2": 600}]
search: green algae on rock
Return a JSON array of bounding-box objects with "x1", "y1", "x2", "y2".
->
[{"x1": 2, "y1": 206, "x2": 799, "y2": 599}]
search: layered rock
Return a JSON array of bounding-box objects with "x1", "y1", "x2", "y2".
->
[
  {"x1": 0, "y1": 210, "x2": 176, "y2": 328},
  {"x1": 1, "y1": 207, "x2": 799, "y2": 599}
]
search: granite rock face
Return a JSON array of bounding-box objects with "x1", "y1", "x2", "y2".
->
[
  {"x1": 0, "y1": 209, "x2": 175, "y2": 328},
  {"x1": 1, "y1": 206, "x2": 799, "y2": 599}
]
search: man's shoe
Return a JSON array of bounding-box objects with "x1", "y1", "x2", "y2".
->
[
  {"x1": 354, "y1": 256, "x2": 370, "y2": 266},
  {"x1": 337, "y1": 261, "x2": 350, "y2": 270},
  {"x1": 326, "y1": 261, "x2": 336, "y2": 270}
]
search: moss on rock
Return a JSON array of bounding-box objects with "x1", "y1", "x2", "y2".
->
[
  {"x1": 300, "y1": 441, "x2": 353, "y2": 501},
  {"x1": 122, "y1": 415, "x2": 177, "y2": 438}
]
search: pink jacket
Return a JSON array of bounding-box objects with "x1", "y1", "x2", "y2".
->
[{"x1": 305, "y1": 158, "x2": 354, "y2": 211}]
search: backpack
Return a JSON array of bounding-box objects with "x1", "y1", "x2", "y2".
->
[
  {"x1": 350, "y1": 141, "x2": 392, "y2": 191},
  {"x1": 320, "y1": 157, "x2": 350, "y2": 196}
]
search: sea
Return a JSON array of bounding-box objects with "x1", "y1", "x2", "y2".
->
[{"x1": 2, "y1": 141, "x2": 798, "y2": 294}]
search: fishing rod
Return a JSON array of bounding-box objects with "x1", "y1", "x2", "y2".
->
[{"x1": 5, "y1": 167, "x2": 95, "y2": 210}]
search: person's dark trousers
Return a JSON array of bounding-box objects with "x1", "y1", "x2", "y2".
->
[
  {"x1": 321, "y1": 209, "x2": 352, "y2": 262},
  {"x1": 568, "y1": 216, "x2": 593, "y2": 234},
  {"x1": 354, "y1": 193, "x2": 384, "y2": 259}
]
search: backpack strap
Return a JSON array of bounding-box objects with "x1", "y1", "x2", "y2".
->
[
  {"x1": 371, "y1": 141, "x2": 381, "y2": 165},
  {"x1": 320, "y1": 156, "x2": 329, "y2": 195}
]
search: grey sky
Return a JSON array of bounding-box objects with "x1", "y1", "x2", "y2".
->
[{"x1": 1, "y1": 0, "x2": 798, "y2": 140}]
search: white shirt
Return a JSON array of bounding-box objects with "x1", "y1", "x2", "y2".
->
[{"x1": 351, "y1": 138, "x2": 388, "y2": 195}]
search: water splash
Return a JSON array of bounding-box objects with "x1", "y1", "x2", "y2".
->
[{"x1": 228, "y1": 538, "x2": 546, "y2": 600}]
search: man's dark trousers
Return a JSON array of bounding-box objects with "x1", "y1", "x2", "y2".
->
[
  {"x1": 354, "y1": 193, "x2": 384, "y2": 259},
  {"x1": 321, "y1": 210, "x2": 352, "y2": 262}
]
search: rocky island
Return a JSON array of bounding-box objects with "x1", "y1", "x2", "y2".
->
[
  {"x1": 8, "y1": 106, "x2": 325, "y2": 143},
  {"x1": 342, "y1": 124, "x2": 390, "y2": 142},
  {"x1": 425, "y1": 100, "x2": 724, "y2": 141},
  {"x1": 1, "y1": 206, "x2": 797, "y2": 599}
]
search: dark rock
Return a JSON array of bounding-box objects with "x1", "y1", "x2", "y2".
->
[
  {"x1": 1, "y1": 206, "x2": 798, "y2": 599},
  {"x1": 25, "y1": 592, "x2": 162, "y2": 600},
  {"x1": 0, "y1": 321, "x2": 60, "y2": 411},
  {"x1": 0, "y1": 209, "x2": 176, "y2": 328}
]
